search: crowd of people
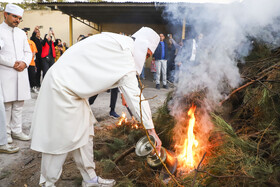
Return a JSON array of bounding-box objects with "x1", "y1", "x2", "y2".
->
[{"x1": 26, "y1": 26, "x2": 68, "y2": 94}]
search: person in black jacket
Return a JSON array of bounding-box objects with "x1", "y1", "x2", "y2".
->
[
  {"x1": 30, "y1": 26, "x2": 43, "y2": 89},
  {"x1": 153, "y1": 33, "x2": 169, "y2": 89}
]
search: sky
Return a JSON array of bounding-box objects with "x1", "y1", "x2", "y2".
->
[{"x1": 0, "y1": 0, "x2": 241, "y2": 4}]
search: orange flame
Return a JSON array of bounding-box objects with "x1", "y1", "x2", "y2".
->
[
  {"x1": 175, "y1": 105, "x2": 199, "y2": 171},
  {"x1": 117, "y1": 112, "x2": 140, "y2": 129}
]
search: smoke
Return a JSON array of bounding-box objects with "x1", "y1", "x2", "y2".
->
[{"x1": 160, "y1": 0, "x2": 280, "y2": 112}]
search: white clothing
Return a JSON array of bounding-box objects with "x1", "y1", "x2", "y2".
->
[
  {"x1": 5, "y1": 101, "x2": 24, "y2": 134},
  {"x1": 40, "y1": 136, "x2": 96, "y2": 187},
  {"x1": 0, "y1": 81, "x2": 7, "y2": 145},
  {"x1": 155, "y1": 59, "x2": 167, "y2": 85},
  {"x1": 189, "y1": 39, "x2": 197, "y2": 61},
  {"x1": 30, "y1": 32, "x2": 155, "y2": 154},
  {"x1": 0, "y1": 22, "x2": 32, "y2": 102},
  {"x1": 5, "y1": 3, "x2": 24, "y2": 17},
  {"x1": 132, "y1": 27, "x2": 160, "y2": 74}
]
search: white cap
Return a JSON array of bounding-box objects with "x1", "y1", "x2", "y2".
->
[
  {"x1": 132, "y1": 27, "x2": 160, "y2": 74},
  {"x1": 5, "y1": 3, "x2": 24, "y2": 17}
]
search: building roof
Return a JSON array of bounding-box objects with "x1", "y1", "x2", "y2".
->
[{"x1": 39, "y1": 2, "x2": 169, "y2": 24}]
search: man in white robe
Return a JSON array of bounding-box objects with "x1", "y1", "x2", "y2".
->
[
  {"x1": 0, "y1": 4, "x2": 32, "y2": 144},
  {"x1": 0, "y1": 38, "x2": 20, "y2": 153},
  {"x1": 30, "y1": 27, "x2": 162, "y2": 187}
]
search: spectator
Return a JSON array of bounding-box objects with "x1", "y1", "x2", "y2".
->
[
  {"x1": 24, "y1": 28, "x2": 38, "y2": 93},
  {"x1": 140, "y1": 64, "x2": 145, "y2": 80},
  {"x1": 30, "y1": 26, "x2": 43, "y2": 89},
  {"x1": 54, "y1": 39, "x2": 65, "y2": 62},
  {"x1": 0, "y1": 3, "x2": 32, "y2": 143},
  {"x1": 150, "y1": 58, "x2": 156, "y2": 82},
  {"x1": 89, "y1": 88, "x2": 120, "y2": 119},
  {"x1": 153, "y1": 33, "x2": 169, "y2": 89},
  {"x1": 63, "y1": 42, "x2": 68, "y2": 50},
  {"x1": 167, "y1": 34, "x2": 178, "y2": 83},
  {"x1": 0, "y1": 41, "x2": 20, "y2": 154},
  {"x1": 41, "y1": 28, "x2": 56, "y2": 78},
  {"x1": 175, "y1": 33, "x2": 203, "y2": 78}
]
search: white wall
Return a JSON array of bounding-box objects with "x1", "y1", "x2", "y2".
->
[{"x1": 0, "y1": 10, "x2": 100, "y2": 46}]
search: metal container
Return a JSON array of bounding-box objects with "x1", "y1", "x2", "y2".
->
[{"x1": 135, "y1": 136, "x2": 177, "y2": 173}]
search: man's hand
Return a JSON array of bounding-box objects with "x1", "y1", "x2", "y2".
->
[
  {"x1": 13, "y1": 61, "x2": 26, "y2": 72},
  {"x1": 147, "y1": 128, "x2": 162, "y2": 154}
]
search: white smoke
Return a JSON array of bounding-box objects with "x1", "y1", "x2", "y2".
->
[{"x1": 161, "y1": 0, "x2": 280, "y2": 111}]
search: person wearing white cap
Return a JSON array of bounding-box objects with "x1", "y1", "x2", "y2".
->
[
  {"x1": 30, "y1": 27, "x2": 162, "y2": 187},
  {"x1": 0, "y1": 3, "x2": 32, "y2": 144},
  {"x1": 0, "y1": 45, "x2": 20, "y2": 154}
]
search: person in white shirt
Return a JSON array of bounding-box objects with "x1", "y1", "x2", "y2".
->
[
  {"x1": 0, "y1": 3, "x2": 32, "y2": 144},
  {"x1": 30, "y1": 27, "x2": 162, "y2": 187},
  {"x1": 0, "y1": 39, "x2": 20, "y2": 153}
]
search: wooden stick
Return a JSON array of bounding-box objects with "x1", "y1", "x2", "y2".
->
[
  {"x1": 191, "y1": 152, "x2": 207, "y2": 187},
  {"x1": 221, "y1": 69, "x2": 273, "y2": 105},
  {"x1": 114, "y1": 146, "x2": 135, "y2": 164},
  {"x1": 182, "y1": 17, "x2": 186, "y2": 40}
]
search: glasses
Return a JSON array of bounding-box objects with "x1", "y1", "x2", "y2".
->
[{"x1": 7, "y1": 13, "x2": 23, "y2": 22}]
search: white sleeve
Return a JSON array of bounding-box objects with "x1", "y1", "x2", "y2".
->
[
  {"x1": 22, "y1": 36, "x2": 32, "y2": 68},
  {"x1": 118, "y1": 72, "x2": 154, "y2": 129},
  {"x1": 0, "y1": 54, "x2": 16, "y2": 67}
]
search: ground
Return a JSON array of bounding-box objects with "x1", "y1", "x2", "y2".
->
[{"x1": 0, "y1": 77, "x2": 172, "y2": 187}]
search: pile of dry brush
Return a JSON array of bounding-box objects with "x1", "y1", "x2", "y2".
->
[{"x1": 92, "y1": 41, "x2": 280, "y2": 187}]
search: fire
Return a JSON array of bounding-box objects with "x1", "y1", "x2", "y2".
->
[
  {"x1": 117, "y1": 112, "x2": 140, "y2": 129},
  {"x1": 117, "y1": 112, "x2": 127, "y2": 126},
  {"x1": 175, "y1": 104, "x2": 200, "y2": 172}
]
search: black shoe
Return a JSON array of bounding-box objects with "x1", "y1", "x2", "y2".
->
[
  {"x1": 163, "y1": 84, "x2": 168, "y2": 89},
  {"x1": 156, "y1": 84, "x2": 160, "y2": 90},
  {"x1": 109, "y1": 111, "x2": 120, "y2": 119}
]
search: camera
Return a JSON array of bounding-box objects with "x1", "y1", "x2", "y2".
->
[
  {"x1": 49, "y1": 27, "x2": 53, "y2": 31},
  {"x1": 22, "y1": 27, "x2": 30, "y2": 32},
  {"x1": 39, "y1": 25, "x2": 43, "y2": 29}
]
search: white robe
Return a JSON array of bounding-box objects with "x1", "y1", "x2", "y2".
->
[
  {"x1": 0, "y1": 22, "x2": 32, "y2": 102},
  {"x1": 30, "y1": 32, "x2": 154, "y2": 154}
]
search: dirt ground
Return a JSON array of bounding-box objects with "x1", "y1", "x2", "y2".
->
[{"x1": 0, "y1": 75, "x2": 172, "y2": 187}]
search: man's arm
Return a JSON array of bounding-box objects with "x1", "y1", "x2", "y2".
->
[
  {"x1": 118, "y1": 72, "x2": 162, "y2": 152},
  {"x1": 0, "y1": 54, "x2": 16, "y2": 68},
  {"x1": 22, "y1": 36, "x2": 32, "y2": 68}
]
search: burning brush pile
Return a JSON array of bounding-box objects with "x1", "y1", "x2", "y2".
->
[
  {"x1": 153, "y1": 43, "x2": 280, "y2": 186},
  {"x1": 92, "y1": 44, "x2": 279, "y2": 187}
]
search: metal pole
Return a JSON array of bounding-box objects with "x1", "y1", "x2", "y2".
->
[
  {"x1": 69, "y1": 16, "x2": 73, "y2": 46},
  {"x1": 182, "y1": 17, "x2": 186, "y2": 40}
]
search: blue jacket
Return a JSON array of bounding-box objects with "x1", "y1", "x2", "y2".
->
[{"x1": 153, "y1": 41, "x2": 169, "y2": 60}]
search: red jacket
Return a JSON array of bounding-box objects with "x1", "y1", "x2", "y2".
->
[{"x1": 41, "y1": 41, "x2": 56, "y2": 58}]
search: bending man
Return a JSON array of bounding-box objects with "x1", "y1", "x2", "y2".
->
[{"x1": 30, "y1": 27, "x2": 162, "y2": 187}]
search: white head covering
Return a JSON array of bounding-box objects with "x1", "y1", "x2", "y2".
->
[
  {"x1": 132, "y1": 27, "x2": 160, "y2": 74},
  {"x1": 5, "y1": 3, "x2": 24, "y2": 17}
]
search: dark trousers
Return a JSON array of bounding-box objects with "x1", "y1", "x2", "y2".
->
[
  {"x1": 42, "y1": 57, "x2": 55, "y2": 78},
  {"x1": 88, "y1": 88, "x2": 118, "y2": 112},
  {"x1": 35, "y1": 58, "x2": 42, "y2": 87},
  {"x1": 28, "y1": 65, "x2": 37, "y2": 88}
]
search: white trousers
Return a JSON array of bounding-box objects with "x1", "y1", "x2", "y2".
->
[
  {"x1": 4, "y1": 101, "x2": 24, "y2": 134},
  {"x1": 0, "y1": 84, "x2": 7, "y2": 145},
  {"x1": 40, "y1": 136, "x2": 97, "y2": 187},
  {"x1": 155, "y1": 59, "x2": 167, "y2": 85}
]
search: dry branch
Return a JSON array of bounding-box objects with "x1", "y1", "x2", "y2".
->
[
  {"x1": 221, "y1": 63, "x2": 280, "y2": 104},
  {"x1": 114, "y1": 146, "x2": 135, "y2": 164},
  {"x1": 191, "y1": 152, "x2": 207, "y2": 187}
]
